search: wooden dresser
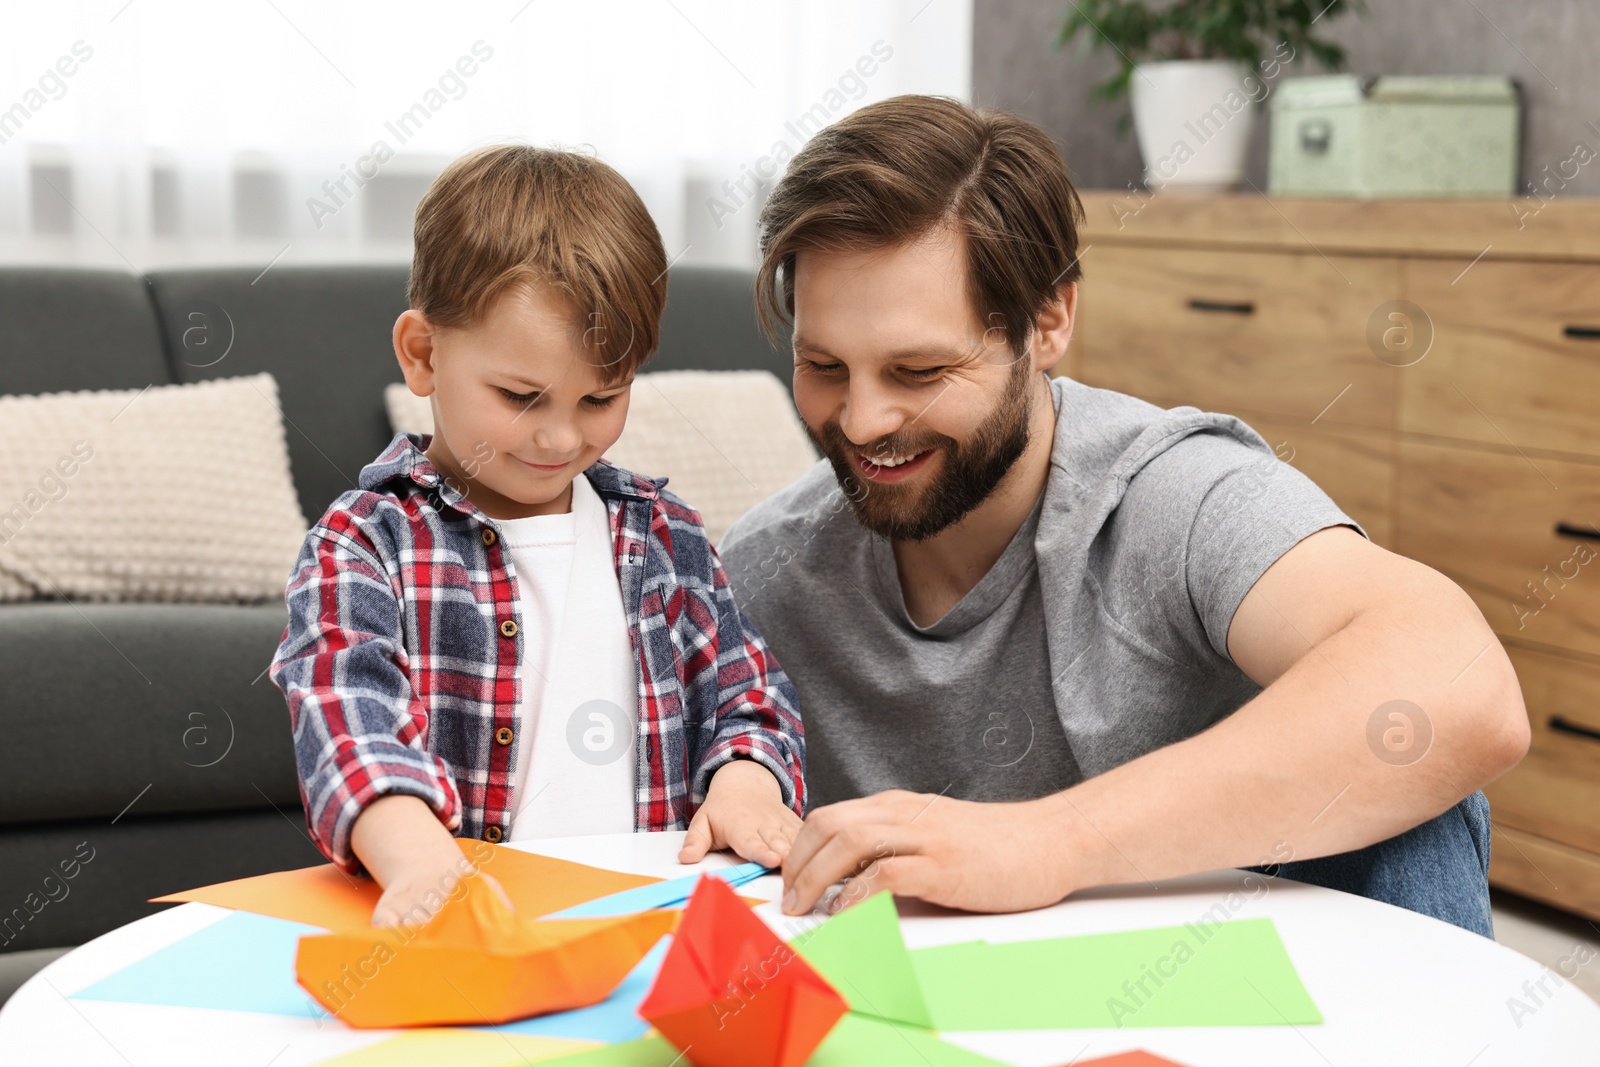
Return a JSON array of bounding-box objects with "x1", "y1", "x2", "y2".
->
[{"x1": 1064, "y1": 190, "x2": 1600, "y2": 920}]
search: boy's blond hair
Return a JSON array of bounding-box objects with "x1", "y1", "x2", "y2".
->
[{"x1": 408, "y1": 144, "x2": 667, "y2": 382}]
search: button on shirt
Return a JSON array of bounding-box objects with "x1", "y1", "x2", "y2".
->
[
  {"x1": 269, "y1": 431, "x2": 806, "y2": 875},
  {"x1": 496, "y1": 475, "x2": 636, "y2": 840}
]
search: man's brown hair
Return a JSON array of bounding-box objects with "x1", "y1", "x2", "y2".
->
[
  {"x1": 408, "y1": 144, "x2": 667, "y2": 382},
  {"x1": 756, "y1": 94, "x2": 1085, "y2": 362}
]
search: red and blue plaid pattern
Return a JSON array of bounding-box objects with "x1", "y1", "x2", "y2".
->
[{"x1": 269, "y1": 431, "x2": 806, "y2": 875}]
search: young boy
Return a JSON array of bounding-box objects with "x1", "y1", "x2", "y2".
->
[{"x1": 269, "y1": 145, "x2": 806, "y2": 927}]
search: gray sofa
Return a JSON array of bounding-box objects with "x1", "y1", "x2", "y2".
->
[{"x1": 0, "y1": 262, "x2": 788, "y2": 994}]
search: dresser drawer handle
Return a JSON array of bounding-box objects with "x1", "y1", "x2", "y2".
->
[
  {"x1": 1549, "y1": 715, "x2": 1600, "y2": 744},
  {"x1": 1187, "y1": 298, "x2": 1256, "y2": 315},
  {"x1": 1554, "y1": 521, "x2": 1600, "y2": 541},
  {"x1": 1563, "y1": 325, "x2": 1600, "y2": 340}
]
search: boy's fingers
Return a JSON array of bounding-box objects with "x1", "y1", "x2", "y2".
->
[
  {"x1": 677, "y1": 813, "x2": 716, "y2": 863},
  {"x1": 757, "y1": 825, "x2": 794, "y2": 866},
  {"x1": 722, "y1": 820, "x2": 776, "y2": 867}
]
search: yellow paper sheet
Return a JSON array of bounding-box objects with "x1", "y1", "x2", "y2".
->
[{"x1": 312, "y1": 1029, "x2": 599, "y2": 1067}]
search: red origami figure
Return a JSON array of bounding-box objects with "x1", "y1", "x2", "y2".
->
[{"x1": 638, "y1": 874, "x2": 848, "y2": 1067}]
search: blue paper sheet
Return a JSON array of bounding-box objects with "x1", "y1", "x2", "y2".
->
[
  {"x1": 544, "y1": 862, "x2": 770, "y2": 919},
  {"x1": 69, "y1": 909, "x2": 673, "y2": 1043},
  {"x1": 71, "y1": 911, "x2": 327, "y2": 1018}
]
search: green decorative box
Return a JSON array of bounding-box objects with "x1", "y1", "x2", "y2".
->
[{"x1": 1268, "y1": 74, "x2": 1521, "y2": 198}]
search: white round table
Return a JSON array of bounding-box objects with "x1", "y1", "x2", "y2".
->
[{"x1": 2, "y1": 831, "x2": 1595, "y2": 1065}]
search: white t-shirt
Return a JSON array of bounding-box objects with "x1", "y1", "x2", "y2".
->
[{"x1": 494, "y1": 474, "x2": 637, "y2": 840}]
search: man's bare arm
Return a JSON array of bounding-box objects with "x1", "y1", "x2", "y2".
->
[
  {"x1": 780, "y1": 526, "x2": 1531, "y2": 915},
  {"x1": 1037, "y1": 525, "x2": 1529, "y2": 892}
]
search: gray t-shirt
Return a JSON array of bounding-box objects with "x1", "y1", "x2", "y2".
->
[{"x1": 721, "y1": 375, "x2": 1365, "y2": 810}]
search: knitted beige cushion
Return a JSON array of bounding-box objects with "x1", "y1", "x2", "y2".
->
[
  {"x1": 0, "y1": 373, "x2": 309, "y2": 603},
  {"x1": 384, "y1": 370, "x2": 817, "y2": 544}
]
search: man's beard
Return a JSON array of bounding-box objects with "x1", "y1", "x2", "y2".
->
[{"x1": 806, "y1": 361, "x2": 1035, "y2": 542}]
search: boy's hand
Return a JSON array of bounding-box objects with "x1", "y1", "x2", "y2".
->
[
  {"x1": 370, "y1": 853, "x2": 509, "y2": 929},
  {"x1": 353, "y1": 793, "x2": 492, "y2": 928},
  {"x1": 678, "y1": 758, "x2": 800, "y2": 868}
]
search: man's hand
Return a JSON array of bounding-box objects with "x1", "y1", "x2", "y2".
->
[
  {"x1": 678, "y1": 758, "x2": 801, "y2": 868},
  {"x1": 779, "y1": 790, "x2": 1072, "y2": 916}
]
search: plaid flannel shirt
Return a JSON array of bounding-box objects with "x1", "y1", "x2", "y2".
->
[{"x1": 269, "y1": 431, "x2": 806, "y2": 874}]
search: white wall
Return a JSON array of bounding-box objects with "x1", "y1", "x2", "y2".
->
[{"x1": 0, "y1": 0, "x2": 973, "y2": 269}]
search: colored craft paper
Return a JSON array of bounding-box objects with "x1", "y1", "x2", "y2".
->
[
  {"x1": 72, "y1": 911, "x2": 327, "y2": 1017},
  {"x1": 152, "y1": 840, "x2": 662, "y2": 930},
  {"x1": 911, "y1": 917, "x2": 1321, "y2": 1030},
  {"x1": 546, "y1": 861, "x2": 770, "y2": 918},
  {"x1": 71, "y1": 905, "x2": 676, "y2": 1044},
  {"x1": 791, "y1": 891, "x2": 933, "y2": 1029},
  {"x1": 809, "y1": 1012, "x2": 1013, "y2": 1066},
  {"x1": 505, "y1": 1036, "x2": 681, "y2": 1066},
  {"x1": 313, "y1": 1030, "x2": 598, "y2": 1067},
  {"x1": 522, "y1": 1014, "x2": 1011, "y2": 1067},
  {"x1": 296, "y1": 871, "x2": 677, "y2": 1028},
  {"x1": 638, "y1": 875, "x2": 848, "y2": 1067},
  {"x1": 1073, "y1": 1054, "x2": 1195, "y2": 1066},
  {"x1": 493, "y1": 935, "x2": 672, "y2": 1044}
]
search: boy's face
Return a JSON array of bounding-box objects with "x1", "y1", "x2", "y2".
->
[{"x1": 393, "y1": 283, "x2": 633, "y2": 520}]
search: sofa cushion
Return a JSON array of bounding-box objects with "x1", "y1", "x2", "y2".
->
[
  {"x1": 0, "y1": 810, "x2": 324, "y2": 954},
  {"x1": 0, "y1": 602, "x2": 302, "y2": 825},
  {"x1": 0, "y1": 267, "x2": 171, "y2": 396},
  {"x1": 0, "y1": 373, "x2": 307, "y2": 603},
  {"x1": 144, "y1": 265, "x2": 413, "y2": 527}
]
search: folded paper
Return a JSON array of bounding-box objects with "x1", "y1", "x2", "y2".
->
[
  {"x1": 492, "y1": 934, "x2": 672, "y2": 1044},
  {"x1": 791, "y1": 890, "x2": 933, "y2": 1029},
  {"x1": 153, "y1": 839, "x2": 661, "y2": 930},
  {"x1": 638, "y1": 874, "x2": 848, "y2": 1067},
  {"x1": 296, "y1": 870, "x2": 676, "y2": 1028}
]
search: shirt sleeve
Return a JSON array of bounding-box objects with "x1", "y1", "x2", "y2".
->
[
  {"x1": 678, "y1": 533, "x2": 807, "y2": 818},
  {"x1": 1108, "y1": 427, "x2": 1367, "y2": 672},
  {"x1": 1183, "y1": 433, "x2": 1368, "y2": 662},
  {"x1": 268, "y1": 508, "x2": 462, "y2": 875}
]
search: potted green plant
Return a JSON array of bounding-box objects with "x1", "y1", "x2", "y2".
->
[{"x1": 1059, "y1": 0, "x2": 1364, "y2": 192}]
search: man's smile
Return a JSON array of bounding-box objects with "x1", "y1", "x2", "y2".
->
[{"x1": 856, "y1": 448, "x2": 934, "y2": 482}]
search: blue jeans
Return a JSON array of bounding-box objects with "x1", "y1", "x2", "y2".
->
[{"x1": 1241, "y1": 790, "x2": 1494, "y2": 938}]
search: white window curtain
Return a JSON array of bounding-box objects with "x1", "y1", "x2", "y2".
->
[{"x1": 0, "y1": 0, "x2": 972, "y2": 270}]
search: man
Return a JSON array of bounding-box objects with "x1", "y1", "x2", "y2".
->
[{"x1": 720, "y1": 95, "x2": 1528, "y2": 936}]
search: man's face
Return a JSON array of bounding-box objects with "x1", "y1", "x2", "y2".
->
[
  {"x1": 790, "y1": 225, "x2": 1035, "y2": 542},
  {"x1": 395, "y1": 284, "x2": 633, "y2": 520}
]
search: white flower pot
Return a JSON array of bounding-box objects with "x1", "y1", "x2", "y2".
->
[{"x1": 1130, "y1": 59, "x2": 1258, "y2": 193}]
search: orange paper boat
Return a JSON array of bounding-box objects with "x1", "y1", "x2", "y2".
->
[
  {"x1": 295, "y1": 871, "x2": 677, "y2": 1028},
  {"x1": 638, "y1": 874, "x2": 847, "y2": 1067}
]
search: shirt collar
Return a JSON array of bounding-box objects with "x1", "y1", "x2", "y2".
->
[{"x1": 359, "y1": 431, "x2": 663, "y2": 515}]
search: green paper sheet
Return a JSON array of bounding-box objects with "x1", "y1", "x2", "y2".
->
[
  {"x1": 792, "y1": 891, "x2": 935, "y2": 1029},
  {"x1": 910, "y1": 917, "x2": 1322, "y2": 1030},
  {"x1": 492, "y1": 1035, "x2": 676, "y2": 1066},
  {"x1": 812, "y1": 1012, "x2": 1010, "y2": 1065},
  {"x1": 518, "y1": 1014, "x2": 1008, "y2": 1067}
]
